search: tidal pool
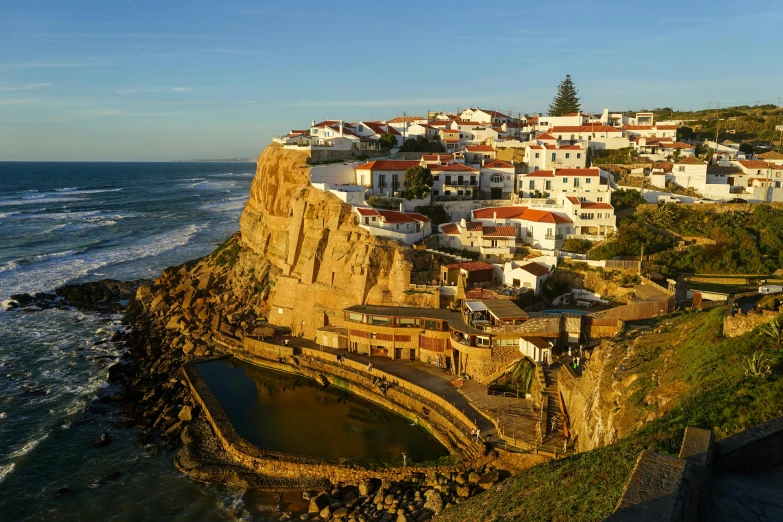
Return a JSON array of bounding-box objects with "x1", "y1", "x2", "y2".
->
[{"x1": 195, "y1": 358, "x2": 449, "y2": 462}]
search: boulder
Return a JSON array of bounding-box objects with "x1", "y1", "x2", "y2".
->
[
  {"x1": 358, "y1": 480, "x2": 376, "y2": 496},
  {"x1": 319, "y1": 506, "x2": 331, "y2": 519},
  {"x1": 178, "y1": 405, "x2": 193, "y2": 422},
  {"x1": 476, "y1": 470, "x2": 499, "y2": 489},
  {"x1": 309, "y1": 492, "x2": 330, "y2": 513},
  {"x1": 468, "y1": 472, "x2": 480, "y2": 484},
  {"x1": 423, "y1": 491, "x2": 443, "y2": 514},
  {"x1": 92, "y1": 432, "x2": 111, "y2": 447},
  {"x1": 455, "y1": 485, "x2": 470, "y2": 498},
  {"x1": 182, "y1": 341, "x2": 196, "y2": 355}
]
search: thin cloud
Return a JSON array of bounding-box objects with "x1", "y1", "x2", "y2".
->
[
  {"x1": 117, "y1": 87, "x2": 193, "y2": 94},
  {"x1": 0, "y1": 83, "x2": 54, "y2": 92}
]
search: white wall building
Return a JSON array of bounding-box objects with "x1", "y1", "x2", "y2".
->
[
  {"x1": 479, "y1": 159, "x2": 516, "y2": 200},
  {"x1": 354, "y1": 207, "x2": 431, "y2": 245},
  {"x1": 502, "y1": 260, "x2": 553, "y2": 295}
]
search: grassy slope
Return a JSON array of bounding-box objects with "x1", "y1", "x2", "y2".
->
[{"x1": 437, "y1": 307, "x2": 783, "y2": 522}]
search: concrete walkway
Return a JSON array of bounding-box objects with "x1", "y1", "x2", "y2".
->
[{"x1": 705, "y1": 466, "x2": 783, "y2": 521}]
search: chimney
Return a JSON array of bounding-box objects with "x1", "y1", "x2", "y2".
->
[
  {"x1": 399, "y1": 202, "x2": 404, "y2": 212},
  {"x1": 339, "y1": 120, "x2": 344, "y2": 137},
  {"x1": 460, "y1": 218, "x2": 467, "y2": 228},
  {"x1": 311, "y1": 119, "x2": 316, "y2": 127},
  {"x1": 493, "y1": 210, "x2": 497, "y2": 223}
]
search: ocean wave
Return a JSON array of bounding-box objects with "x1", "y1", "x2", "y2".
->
[
  {"x1": 0, "y1": 463, "x2": 15, "y2": 483},
  {"x1": 9, "y1": 434, "x2": 48, "y2": 459},
  {"x1": 0, "y1": 223, "x2": 206, "y2": 299},
  {"x1": 0, "y1": 210, "x2": 21, "y2": 219},
  {"x1": 200, "y1": 196, "x2": 248, "y2": 213},
  {"x1": 0, "y1": 196, "x2": 87, "y2": 207},
  {"x1": 52, "y1": 187, "x2": 123, "y2": 195},
  {"x1": 210, "y1": 171, "x2": 255, "y2": 178},
  {"x1": 180, "y1": 179, "x2": 238, "y2": 191}
]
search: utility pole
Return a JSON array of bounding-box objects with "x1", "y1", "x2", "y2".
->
[
  {"x1": 639, "y1": 243, "x2": 644, "y2": 276},
  {"x1": 715, "y1": 103, "x2": 720, "y2": 147},
  {"x1": 402, "y1": 110, "x2": 407, "y2": 145}
]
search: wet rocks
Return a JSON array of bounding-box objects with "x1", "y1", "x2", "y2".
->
[{"x1": 92, "y1": 432, "x2": 111, "y2": 447}]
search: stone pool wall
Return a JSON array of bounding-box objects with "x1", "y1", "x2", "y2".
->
[{"x1": 182, "y1": 359, "x2": 484, "y2": 486}]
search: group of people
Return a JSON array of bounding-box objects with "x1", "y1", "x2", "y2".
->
[
  {"x1": 372, "y1": 375, "x2": 392, "y2": 395},
  {"x1": 471, "y1": 427, "x2": 481, "y2": 441},
  {"x1": 336, "y1": 353, "x2": 346, "y2": 365}
]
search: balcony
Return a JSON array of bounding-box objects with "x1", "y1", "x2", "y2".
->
[{"x1": 544, "y1": 233, "x2": 564, "y2": 240}]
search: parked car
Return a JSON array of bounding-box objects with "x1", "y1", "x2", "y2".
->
[
  {"x1": 694, "y1": 198, "x2": 717, "y2": 204},
  {"x1": 727, "y1": 198, "x2": 747, "y2": 203},
  {"x1": 657, "y1": 195, "x2": 681, "y2": 204}
]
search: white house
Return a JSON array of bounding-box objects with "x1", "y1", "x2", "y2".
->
[
  {"x1": 354, "y1": 160, "x2": 421, "y2": 197},
  {"x1": 438, "y1": 219, "x2": 518, "y2": 260},
  {"x1": 622, "y1": 125, "x2": 678, "y2": 139},
  {"x1": 431, "y1": 163, "x2": 480, "y2": 199},
  {"x1": 520, "y1": 336, "x2": 553, "y2": 365},
  {"x1": 354, "y1": 207, "x2": 431, "y2": 244},
  {"x1": 518, "y1": 167, "x2": 610, "y2": 198},
  {"x1": 470, "y1": 206, "x2": 572, "y2": 250},
  {"x1": 465, "y1": 145, "x2": 496, "y2": 165},
  {"x1": 480, "y1": 159, "x2": 516, "y2": 200},
  {"x1": 524, "y1": 143, "x2": 586, "y2": 172},
  {"x1": 502, "y1": 260, "x2": 552, "y2": 295}
]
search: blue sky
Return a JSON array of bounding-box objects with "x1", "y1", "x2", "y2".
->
[{"x1": 1, "y1": 0, "x2": 782, "y2": 161}]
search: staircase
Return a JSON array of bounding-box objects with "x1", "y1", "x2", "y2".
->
[{"x1": 542, "y1": 363, "x2": 561, "y2": 435}]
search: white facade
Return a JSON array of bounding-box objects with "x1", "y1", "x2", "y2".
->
[
  {"x1": 479, "y1": 160, "x2": 516, "y2": 200},
  {"x1": 354, "y1": 207, "x2": 432, "y2": 245},
  {"x1": 502, "y1": 260, "x2": 553, "y2": 295},
  {"x1": 524, "y1": 144, "x2": 586, "y2": 172}
]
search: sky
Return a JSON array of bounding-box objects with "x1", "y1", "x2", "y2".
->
[{"x1": 1, "y1": 0, "x2": 782, "y2": 161}]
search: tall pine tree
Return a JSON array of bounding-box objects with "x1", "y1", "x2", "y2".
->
[{"x1": 548, "y1": 75, "x2": 581, "y2": 116}]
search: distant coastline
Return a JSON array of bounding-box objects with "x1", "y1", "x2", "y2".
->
[{"x1": 171, "y1": 158, "x2": 255, "y2": 163}]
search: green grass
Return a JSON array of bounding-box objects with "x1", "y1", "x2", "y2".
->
[
  {"x1": 438, "y1": 307, "x2": 783, "y2": 522},
  {"x1": 211, "y1": 236, "x2": 241, "y2": 268}
]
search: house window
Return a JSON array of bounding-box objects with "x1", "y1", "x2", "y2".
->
[
  {"x1": 512, "y1": 278, "x2": 521, "y2": 287},
  {"x1": 529, "y1": 180, "x2": 535, "y2": 190},
  {"x1": 551, "y1": 152, "x2": 556, "y2": 162},
  {"x1": 378, "y1": 174, "x2": 386, "y2": 187},
  {"x1": 535, "y1": 153, "x2": 540, "y2": 159},
  {"x1": 562, "y1": 177, "x2": 568, "y2": 183},
  {"x1": 545, "y1": 180, "x2": 552, "y2": 190},
  {"x1": 597, "y1": 197, "x2": 603, "y2": 202},
  {"x1": 432, "y1": 189, "x2": 439, "y2": 196},
  {"x1": 392, "y1": 174, "x2": 399, "y2": 190},
  {"x1": 577, "y1": 153, "x2": 582, "y2": 159},
  {"x1": 679, "y1": 166, "x2": 685, "y2": 172},
  {"x1": 312, "y1": 129, "x2": 318, "y2": 134},
  {"x1": 358, "y1": 125, "x2": 364, "y2": 132},
  {"x1": 585, "y1": 177, "x2": 591, "y2": 184},
  {"x1": 445, "y1": 175, "x2": 452, "y2": 184},
  {"x1": 574, "y1": 178, "x2": 580, "y2": 187},
  {"x1": 565, "y1": 153, "x2": 570, "y2": 159},
  {"x1": 359, "y1": 174, "x2": 365, "y2": 185}
]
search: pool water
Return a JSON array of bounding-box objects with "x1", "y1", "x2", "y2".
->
[{"x1": 195, "y1": 358, "x2": 449, "y2": 462}]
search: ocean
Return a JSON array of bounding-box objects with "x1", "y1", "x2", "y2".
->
[{"x1": 0, "y1": 162, "x2": 257, "y2": 521}]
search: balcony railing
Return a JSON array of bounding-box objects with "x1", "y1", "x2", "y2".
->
[{"x1": 544, "y1": 233, "x2": 564, "y2": 240}]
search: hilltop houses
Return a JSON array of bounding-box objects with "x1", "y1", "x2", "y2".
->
[{"x1": 353, "y1": 207, "x2": 431, "y2": 244}]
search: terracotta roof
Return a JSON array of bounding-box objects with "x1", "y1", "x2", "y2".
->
[
  {"x1": 355, "y1": 160, "x2": 421, "y2": 171},
  {"x1": 482, "y1": 225, "x2": 517, "y2": 237},
  {"x1": 656, "y1": 125, "x2": 677, "y2": 130},
  {"x1": 444, "y1": 261, "x2": 494, "y2": 272},
  {"x1": 355, "y1": 207, "x2": 380, "y2": 216},
  {"x1": 528, "y1": 145, "x2": 544, "y2": 150},
  {"x1": 422, "y1": 154, "x2": 454, "y2": 162},
  {"x1": 759, "y1": 151, "x2": 783, "y2": 160},
  {"x1": 564, "y1": 112, "x2": 588, "y2": 117},
  {"x1": 466, "y1": 145, "x2": 495, "y2": 152},
  {"x1": 660, "y1": 142, "x2": 694, "y2": 149},
  {"x1": 556, "y1": 145, "x2": 583, "y2": 150},
  {"x1": 554, "y1": 168, "x2": 600, "y2": 177},
  {"x1": 580, "y1": 202, "x2": 613, "y2": 210},
  {"x1": 566, "y1": 196, "x2": 581, "y2": 205},
  {"x1": 674, "y1": 156, "x2": 705, "y2": 165},
  {"x1": 405, "y1": 212, "x2": 431, "y2": 223},
  {"x1": 377, "y1": 210, "x2": 416, "y2": 224},
  {"x1": 465, "y1": 289, "x2": 499, "y2": 299},
  {"x1": 520, "y1": 208, "x2": 572, "y2": 224},
  {"x1": 440, "y1": 223, "x2": 459, "y2": 235},
  {"x1": 465, "y1": 222, "x2": 483, "y2": 231},
  {"x1": 622, "y1": 125, "x2": 653, "y2": 131},
  {"x1": 534, "y1": 133, "x2": 557, "y2": 140},
  {"x1": 430, "y1": 164, "x2": 479, "y2": 172},
  {"x1": 550, "y1": 125, "x2": 619, "y2": 133},
  {"x1": 524, "y1": 170, "x2": 555, "y2": 177},
  {"x1": 739, "y1": 160, "x2": 770, "y2": 169},
  {"x1": 388, "y1": 115, "x2": 425, "y2": 123},
  {"x1": 482, "y1": 160, "x2": 514, "y2": 169},
  {"x1": 520, "y1": 262, "x2": 550, "y2": 277},
  {"x1": 473, "y1": 206, "x2": 528, "y2": 219},
  {"x1": 652, "y1": 162, "x2": 673, "y2": 172}
]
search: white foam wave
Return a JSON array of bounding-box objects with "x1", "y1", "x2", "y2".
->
[
  {"x1": 9, "y1": 434, "x2": 48, "y2": 459},
  {"x1": 0, "y1": 223, "x2": 206, "y2": 299},
  {"x1": 210, "y1": 171, "x2": 255, "y2": 178},
  {"x1": 200, "y1": 196, "x2": 248, "y2": 213},
  {"x1": 0, "y1": 196, "x2": 87, "y2": 207},
  {"x1": 51, "y1": 188, "x2": 122, "y2": 195},
  {"x1": 181, "y1": 179, "x2": 238, "y2": 190},
  {"x1": 0, "y1": 260, "x2": 18, "y2": 274},
  {"x1": 0, "y1": 463, "x2": 15, "y2": 483},
  {"x1": 0, "y1": 210, "x2": 21, "y2": 219}
]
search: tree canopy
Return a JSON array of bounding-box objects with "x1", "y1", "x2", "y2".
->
[
  {"x1": 379, "y1": 132, "x2": 397, "y2": 150},
  {"x1": 548, "y1": 74, "x2": 581, "y2": 116},
  {"x1": 402, "y1": 165, "x2": 433, "y2": 199},
  {"x1": 399, "y1": 135, "x2": 445, "y2": 153}
]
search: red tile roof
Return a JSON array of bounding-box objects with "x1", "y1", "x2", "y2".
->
[
  {"x1": 466, "y1": 222, "x2": 483, "y2": 231},
  {"x1": 520, "y1": 208, "x2": 572, "y2": 224},
  {"x1": 580, "y1": 202, "x2": 613, "y2": 210},
  {"x1": 528, "y1": 145, "x2": 544, "y2": 150},
  {"x1": 622, "y1": 125, "x2": 653, "y2": 131},
  {"x1": 534, "y1": 133, "x2": 557, "y2": 141},
  {"x1": 550, "y1": 125, "x2": 619, "y2": 133},
  {"x1": 554, "y1": 168, "x2": 600, "y2": 177},
  {"x1": 656, "y1": 125, "x2": 677, "y2": 130},
  {"x1": 466, "y1": 145, "x2": 495, "y2": 152},
  {"x1": 445, "y1": 261, "x2": 495, "y2": 271},
  {"x1": 440, "y1": 223, "x2": 459, "y2": 235},
  {"x1": 566, "y1": 196, "x2": 581, "y2": 205},
  {"x1": 473, "y1": 206, "x2": 528, "y2": 219},
  {"x1": 524, "y1": 170, "x2": 555, "y2": 177},
  {"x1": 355, "y1": 207, "x2": 380, "y2": 216},
  {"x1": 405, "y1": 212, "x2": 431, "y2": 223},
  {"x1": 652, "y1": 162, "x2": 673, "y2": 172},
  {"x1": 388, "y1": 115, "x2": 425, "y2": 123},
  {"x1": 660, "y1": 142, "x2": 694, "y2": 149},
  {"x1": 465, "y1": 288, "x2": 499, "y2": 299},
  {"x1": 482, "y1": 225, "x2": 517, "y2": 237},
  {"x1": 444, "y1": 139, "x2": 460, "y2": 143},
  {"x1": 377, "y1": 210, "x2": 416, "y2": 224},
  {"x1": 355, "y1": 160, "x2": 421, "y2": 171},
  {"x1": 675, "y1": 156, "x2": 705, "y2": 165},
  {"x1": 430, "y1": 164, "x2": 479, "y2": 172},
  {"x1": 482, "y1": 160, "x2": 514, "y2": 169},
  {"x1": 759, "y1": 151, "x2": 783, "y2": 160},
  {"x1": 520, "y1": 262, "x2": 550, "y2": 277},
  {"x1": 422, "y1": 154, "x2": 454, "y2": 161}
]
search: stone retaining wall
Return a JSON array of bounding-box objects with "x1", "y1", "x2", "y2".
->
[
  {"x1": 716, "y1": 416, "x2": 783, "y2": 473},
  {"x1": 183, "y1": 362, "x2": 473, "y2": 487},
  {"x1": 723, "y1": 310, "x2": 779, "y2": 337}
]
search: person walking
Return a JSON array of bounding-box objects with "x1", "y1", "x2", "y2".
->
[
  {"x1": 475, "y1": 428, "x2": 481, "y2": 441},
  {"x1": 367, "y1": 361, "x2": 373, "y2": 373}
]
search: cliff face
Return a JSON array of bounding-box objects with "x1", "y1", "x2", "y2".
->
[{"x1": 134, "y1": 144, "x2": 435, "y2": 349}]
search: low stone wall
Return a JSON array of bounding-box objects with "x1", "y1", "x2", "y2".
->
[
  {"x1": 723, "y1": 310, "x2": 779, "y2": 337},
  {"x1": 183, "y1": 362, "x2": 471, "y2": 487},
  {"x1": 716, "y1": 416, "x2": 783, "y2": 473}
]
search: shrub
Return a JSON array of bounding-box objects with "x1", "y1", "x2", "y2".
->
[{"x1": 562, "y1": 238, "x2": 593, "y2": 254}]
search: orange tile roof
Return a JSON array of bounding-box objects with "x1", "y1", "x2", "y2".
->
[
  {"x1": 465, "y1": 288, "x2": 499, "y2": 299},
  {"x1": 389, "y1": 115, "x2": 425, "y2": 123},
  {"x1": 466, "y1": 222, "x2": 483, "y2": 231},
  {"x1": 660, "y1": 142, "x2": 694, "y2": 149},
  {"x1": 566, "y1": 196, "x2": 581, "y2": 205},
  {"x1": 739, "y1": 160, "x2": 770, "y2": 169},
  {"x1": 520, "y1": 208, "x2": 572, "y2": 224},
  {"x1": 534, "y1": 133, "x2": 557, "y2": 140},
  {"x1": 482, "y1": 225, "x2": 517, "y2": 237},
  {"x1": 554, "y1": 168, "x2": 600, "y2": 177},
  {"x1": 466, "y1": 145, "x2": 495, "y2": 152},
  {"x1": 675, "y1": 156, "x2": 705, "y2": 165},
  {"x1": 405, "y1": 212, "x2": 431, "y2": 223},
  {"x1": 528, "y1": 145, "x2": 544, "y2": 150},
  {"x1": 759, "y1": 151, "x2": 783, "y2": 160},
  {"x1": 652, "y1": 162, "x2": 673, "y2": 172},
  {"x1": 580, "y1": 202, "x2": 613, "y2": 210},
  {"x1": 524, "y1": 170, "x2": 555, "y2": 177},
  {"x1": 473, "y1": 206, "x2": 528, "y2": 219},
  {"x1": 622, "y1": 125, "x2": 653, "y2": 130},
  {"x1": 656, "y1": 125, "x2": 677, "y2": 130},
  {"x1": 355, "y1": 160, "x2": 421, "y2": 171},
  {"x1": 482, "y1": 160, "x2": 514, "y2": 169}
]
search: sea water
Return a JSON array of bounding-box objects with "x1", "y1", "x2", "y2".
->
[{"x1": 0, "y1": 162, "x2": 256, "y2": 521}]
